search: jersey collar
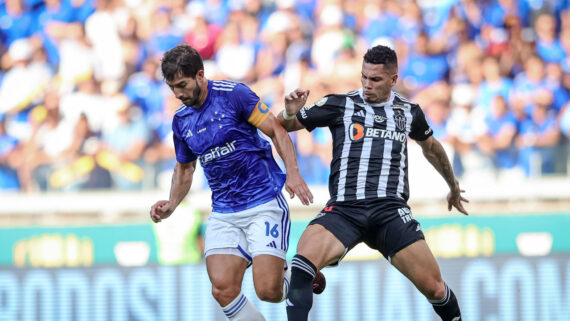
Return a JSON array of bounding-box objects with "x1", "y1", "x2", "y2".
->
[{"x1": 358, "y1": 89, "x2": 395, "y2": 107}]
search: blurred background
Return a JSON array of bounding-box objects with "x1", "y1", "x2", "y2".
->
[{"x1": 0, "y1": 0, "x2": 569, "y2": 320}]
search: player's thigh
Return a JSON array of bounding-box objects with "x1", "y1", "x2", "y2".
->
[
  {"x1": 366, "y1": 201, "x2": 424, "y2": 260},
  {"x1": 390, "y1": 239, "x2": 444, "y2": 295},
  {"x1": 300, "y1": 202, "x2": 366, "y2": 270},
  {"x1": 204, "y1": 213, "x2": 247, "y2": 255},
  {"x1": 206, "y1": 254, "x2": 249, "y2": 291},
  {"x1": 251, "y1": 254, "x2": 285, "y2": 292},
  {"x1": 244, "y1": 194, "x2": 290, "y2": 259},
  {"x1": 296, "y1": 224, "x2": 347, "y2": 270}
]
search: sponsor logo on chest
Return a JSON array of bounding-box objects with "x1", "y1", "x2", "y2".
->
[
  {"x1": 200, "y1": 140, "x2": 237, "y2": 164},
  {"x1": 348, "y1": 123, "x2": 406, "y2": 143}
]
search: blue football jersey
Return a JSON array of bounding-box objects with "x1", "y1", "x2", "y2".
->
[{"x1": 172, "y1": 80, "x2": 286, "y2": 213}]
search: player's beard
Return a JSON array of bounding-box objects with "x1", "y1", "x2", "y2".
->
[{"x1": 184, "y1": 79, "x2": 202, "y2": 106}]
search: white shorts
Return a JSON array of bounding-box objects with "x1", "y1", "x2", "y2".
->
[{"x1": 204, "y1": 193, "x2": 290, "y2": 265}]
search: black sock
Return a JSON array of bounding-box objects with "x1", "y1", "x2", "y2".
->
[
  {"x1": 430, "y1": 283, "x2": 462, "y2": 321},
  {"x1": 286, "y1": 254, "x2": 317, "y2": 321}
]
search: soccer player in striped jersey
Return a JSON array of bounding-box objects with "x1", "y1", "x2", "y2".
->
[
  {"x1": 279, "y1": 45, "x2": 469, "y2": 321},
  {"x1": 150, "y1": 44, "x2": 316, "y2": 321}
]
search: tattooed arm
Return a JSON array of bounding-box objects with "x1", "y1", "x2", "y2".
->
[{"x1": 416, "y1": 136, "x2": 469, "y2": 215}]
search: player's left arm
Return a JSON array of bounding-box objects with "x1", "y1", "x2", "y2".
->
[
  {"x1": 416, "y1": 136, "x2": 469, "y2": 215},
  {"x1": 410, "y1": 104, "x2": 468, "y2": 215},
  {"x1": 249, "y1": 102, "x2": 313, "y2": 205}
]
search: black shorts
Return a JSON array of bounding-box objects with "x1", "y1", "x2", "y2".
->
[{"x1": 309, "y1": 198, "x2": 424, "y2": 261}]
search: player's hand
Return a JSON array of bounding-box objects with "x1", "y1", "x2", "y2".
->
[
  {"x1": 447, "y1": 187, "x2": 469, "y2": 215},
  {"x1": 285, "y1": 171, "x2": 314, "y2": 206},
  {"x1": 284, "y1": 88, "x2": 310, "y2": 116},
  {"x1": 150, "y1": 200, "x2": 176, "y2": 223}
]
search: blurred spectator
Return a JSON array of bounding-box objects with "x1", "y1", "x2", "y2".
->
[
  {"x1": 544, "y1": 62, "x2": 569, "y2": 113},
  {"x1": 560, "y1": 102, "x2": 570, "y2": 141},
  {"x1": 84, "y1": 0, "x2": 125, "y2": 81},
  {"x1": 449, "y1": 41, "x2": 484, "y2": 85},
  {"x1": 446, "y1": 84, "x2": 488, "y2": 178},
  {"x1": 511, "y1": 55, "x2": 549, "y2": 117},
  {"x1": 70, "y1": 0, "x2": 95, "y2": 23},
  {"x1": 56, "y1": 24, "x2": 95, "y2": 92},
  {"x1": 516, "y1": 91, "x2": 561, "y2": 176},
  {"x1": 482, "y1": 0, "x2": 530, "y2": 27},
  {"x1": 360, "y1": 0, "x2": 401, "y2": 45},
  {"x1": 477, "y1": 95, "x2": 519, "y2": 172},
  {"x1": 417, "y1": 0, "x2": 456, "y2": 37},
  {"x1": 143, "y1": 95, "x2": 177, "y2": 189},
  {"x1": 452, "y1": 0, "x2": 484, "y2": 39},
  {"x1": 401, "y1": 31, "x2": 449, "y2": 94},
  {"x1": 201, "y1": 0, "x2": 230, "y2": 26},
  {"x1": 184, "y1": 1, "x2": 222, "y2": 60},
  {"x1": 499, "y1": 15, "x2": 534, "y2": 76},
  {"x1": 123, "y1": 57, "x2": 166, "y2": 125},
  {"x1": 0, "y1": 0, "x2": 35, "y2": 46},
  {"x1": 397, "y1": 1, "x2": 423, "y2": 45},
  {"x1": 215, "y1": 21, "x2": 256, "y2": 81},
  {"x1": 59, "y1": 76, "x2": 108, "y2": 135},
  {"x1": 293, "y1": 130, "x2": 328, "y2": 185},
  {"x1": 311, "y1": 4, "x2": 352, "y2": 76},
  {"x1": 424, "y1": 99, "x2": 451, "y2": 141},
  {"x1": 534, "y1": 12, "x2": 565, "y2": 63},
  {"x1": 0, "y1": 113, "x2": 22, "y2": 190},
  {"x1": 33, "y1": 0, "x2": 79, "y2": 66},
  {"x1": 476, "y1": 56, "x2": 513, "y2": 111},
  {"x1": 19, "y1": 90, "x2": 86, "y2": 191},
  {"x1": 96, "y1": 96, "x2": 149, "y2": 190},
  {"x1": 145, "y1": 6, "x2": 184, "y2": 59},
  {"x1": 0, "y1": 38, "x2": 52, "y2": 140}
]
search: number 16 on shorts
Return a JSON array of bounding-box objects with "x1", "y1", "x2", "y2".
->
[{"x1": 265, "y1": 221, "x2": 279, "y2": 238}]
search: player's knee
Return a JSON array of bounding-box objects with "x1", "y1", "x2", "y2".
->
[
  {"x1": 211, "y1": 284, "x2": 241, "y2": 306},
  {"x1": 423, "y1": 279, "x2": 446, "y2": 301},
  {"x1": 255, "y1": 283, "x2": 282, "y2": 303}
]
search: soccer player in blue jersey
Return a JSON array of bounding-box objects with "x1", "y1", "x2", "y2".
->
[{"x1": 150, "y1": 44, "x2": 316, "y2": 320}]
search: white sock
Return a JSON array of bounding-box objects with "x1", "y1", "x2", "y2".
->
[
  {"x1": 221, "y1": 293, "x2": 265, "y2": 321},
  {"x1": 281, "y1": 261, "x2": 291, "y2": 302}
]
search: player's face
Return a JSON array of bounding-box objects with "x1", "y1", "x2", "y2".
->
[
  {"x1": 166, "y1": 71, "x2": 204, "y2": 107},
  {"x1": 361, "y1": 62, "x2": 398, "y2": 104}
]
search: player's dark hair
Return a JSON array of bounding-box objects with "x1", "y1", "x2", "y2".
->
[
  {"x1": 161, "y1": 44, "x2": 204, "y2": 81},
  {"x1": 363, "y1": 45, "x2": 398, "y2": 69}
]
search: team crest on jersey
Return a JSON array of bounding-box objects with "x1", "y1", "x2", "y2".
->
[{"x1": 393, "y1": 110, "x2": 407, "y2": 131}]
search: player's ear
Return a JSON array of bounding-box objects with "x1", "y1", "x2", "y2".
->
[
  {"x1": 391, "y1": 73, "x2": 398, "y2": 86},
  {"x1": 196, "y1": 70, "x2": 205, "y2": 80}
]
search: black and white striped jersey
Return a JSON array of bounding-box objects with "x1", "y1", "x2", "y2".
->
[{"x1": 296, "y1": 89, "x2": 433, "y2": 202}]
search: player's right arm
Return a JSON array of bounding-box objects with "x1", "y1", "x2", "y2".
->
[
  {"x1": 277, "y1": 88, "x2": 310, "y2": 131},
  {"x1": 150, "y1": 160, "x2": 196, "y2": 223}
]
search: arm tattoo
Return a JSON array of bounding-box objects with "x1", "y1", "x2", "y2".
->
[{"x1": 424, "y1": 140, "x2": 457, "y2": 189}]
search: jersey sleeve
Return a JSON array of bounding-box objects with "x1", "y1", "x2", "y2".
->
[
  {"x1": 231, "y1": 83, "x2": 270, "y2": 127},
  {"x1": 296, "y1": 95, "x2": 344, "y2": 132},
  {"x1": 172, "y1": 117, "x2": 198, "y2": 163},
  {"x1": 409, "y1": 104, "x2": 434, "y2": 141}
]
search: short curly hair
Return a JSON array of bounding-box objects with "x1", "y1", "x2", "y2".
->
[
  {"x1": 363, "y1": 45, "x2": 398, "y2": 69},
  {"x1": 161, "y1": 44, "x2": 204, "y2": 82}
]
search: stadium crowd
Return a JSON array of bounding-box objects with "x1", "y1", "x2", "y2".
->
[{"x1": 0, "y1": 0, "x2": 569, "y2": 192}]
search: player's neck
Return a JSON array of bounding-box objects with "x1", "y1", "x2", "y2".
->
[{"x1": 195, "y1": 78, "x2": 210, "y2": 108}]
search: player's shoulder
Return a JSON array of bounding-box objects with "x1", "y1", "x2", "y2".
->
[
  {"x1": 174, "y1": 104, "x2": 192, "y2": 118},
  {"x1": 311, "y1": 92, "x2": 352, "y2": 108},
  {"x1": 392, "y1": 92, "x2": 421, "y2": 111},
  {"x1": 211, "y1": 80, "x2": 240, "y2": 93}
]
